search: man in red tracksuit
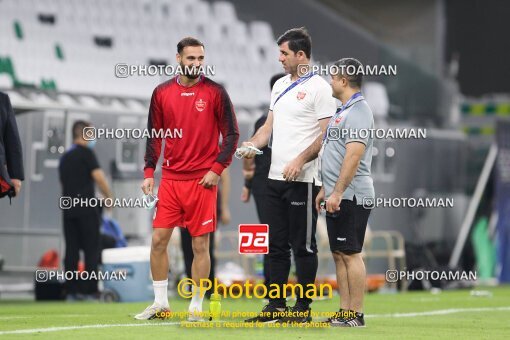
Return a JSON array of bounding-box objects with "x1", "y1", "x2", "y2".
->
[{"x1": 135, "y1": 37, "x2": 239, "y2": 321}]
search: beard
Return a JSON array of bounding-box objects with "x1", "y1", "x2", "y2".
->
[{"x1": 180, "y1": 63, "x2": 201, "y2": 79}]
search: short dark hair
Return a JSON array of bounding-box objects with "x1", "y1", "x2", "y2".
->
[
  {"x1": 334, "y1": 58, "x2": 363, "y2": 88},
  {"x1": 276, "y1": 27, "x2": 312, "y2": 59},
  {"x1": 270, "y1": 73, "x2": 286, "y2": 90},
  {"x1": 177, "y1": 37, "x2": 204, "y2": 54},
  {"x1": 72, "y1": 120, "x2": 90, "y2": 140}
]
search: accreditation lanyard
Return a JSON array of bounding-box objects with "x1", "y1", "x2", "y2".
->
[
  {"x1": 268, "y1": 71, "x2": 317, "y2": 149},
  {"x1": 322, "y1": 92, "x2": 363, "y2": 144},
  {"x1": 272, "y1": 72, "x2": 317, "y2": 108}
]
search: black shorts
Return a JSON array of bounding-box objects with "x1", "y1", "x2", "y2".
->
[{"x1": 326, "y1": 197, "x2": 371, "y2": 254}]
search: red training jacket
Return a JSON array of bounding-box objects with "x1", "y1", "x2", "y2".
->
[{"x1": 144, "y1": 76, "x2": 239, "y2": 180}]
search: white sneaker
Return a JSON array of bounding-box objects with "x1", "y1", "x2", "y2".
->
[
  {"x1": 187, "y1": 305, "x2": 204, "y2": 322},
  {"x1": 134, "y1": 303, "x2": 171, "y2": 320}
]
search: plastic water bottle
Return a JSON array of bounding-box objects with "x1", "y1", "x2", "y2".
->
[
  {"x1": 209, "y1": 293, "x2": 221, "y2": 321},
  {"x1": 255, "y1": 255, "x2": 264, "y2": 277}
]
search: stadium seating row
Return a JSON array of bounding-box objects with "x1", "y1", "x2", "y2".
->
[{"x1": 0, "y1": 0, "x2": 282, "y2": 106}]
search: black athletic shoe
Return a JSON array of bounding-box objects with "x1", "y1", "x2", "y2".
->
[
  {"x1": 278, "y1": 304, "x2": 312, "y2": 323},
  {"x1": 245, "y1": 303, "x2": 288, "y2": 323},
  {"x1": 324, "y1": 309, "x2": 347, "y2": 325},
  {"x1": 337, "y1": 312, "x2": 365, "y2": 327}
]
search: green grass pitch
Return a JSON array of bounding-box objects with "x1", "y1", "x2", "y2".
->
[{"x1": 1, "y1": 286, "x2": 509, "y2": 339}]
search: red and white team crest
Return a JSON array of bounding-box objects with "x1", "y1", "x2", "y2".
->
[
  {"x1": 239, "y1": 224, "x2": 269, "y2": 254},
  {"x1": 296, "y1": 91, "x2": 306, "y2": 100},
  {"x1": 195, "y1": 98, "x2": 206, "y2": 112}
]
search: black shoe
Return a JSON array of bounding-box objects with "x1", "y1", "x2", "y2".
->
[
  {"x1": 278, "y1": 304, "x2": 312, "y2": 323},
  {"x1": 245, "y1": 303, "x2": 288, "y2": 323},
  {"x1": 324, "y1": 309, "x2": 347, "y2": 325},
  {"x1": 337, "y1": 311, "x2": 365, "y2": 327}
]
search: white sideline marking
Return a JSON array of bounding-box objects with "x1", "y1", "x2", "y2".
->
[
  {"x1": 1, "y1": 306, "x2": 510, "y2": 335},
  {"x1": 0, "y1": 322, "x2": 182, "y2": 335},
  {"x1": 366, "y1": 306, "x2": 510, "y2": 318}
]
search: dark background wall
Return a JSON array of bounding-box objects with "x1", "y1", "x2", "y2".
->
[
  {"x1": 229, "y1": 0, "x2": 449, "y2": 125},
  {"x1": 445, "y1": 0, "x2": 510, "y2": 96}
]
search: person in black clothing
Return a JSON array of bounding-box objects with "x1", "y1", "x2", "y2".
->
[
  {"x1": 59, "y1": 120, "x2": 113, "y2": 299},
  {"x1": 241, "y1": 73, "x2": 285, "y2": 291},
  {"x1": 0, "y1": 92, "x2": 23, "y2": 200}
]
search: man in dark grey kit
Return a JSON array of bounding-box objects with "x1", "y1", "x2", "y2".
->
[{"x1": 316, "y1": 58, "x2": 374, "y2": 327}]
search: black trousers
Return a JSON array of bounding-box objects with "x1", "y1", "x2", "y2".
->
[
  {"x1": 253, "y1": 190, "x2": 270, "y2": 288},
  {"x1": 266, "y1": 179, "x2": 320, "y2": 307},
  {"x1": 63, "y1": 213, "x2": 100, "y2": 295}
]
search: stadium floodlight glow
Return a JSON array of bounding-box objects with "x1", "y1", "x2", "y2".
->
[
  {"x1": 142, "y1": 194, "x2": 159, "y2": 209},
  {"x1": 234, "y1": 142, "x2": 263, "y2": 159}
]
